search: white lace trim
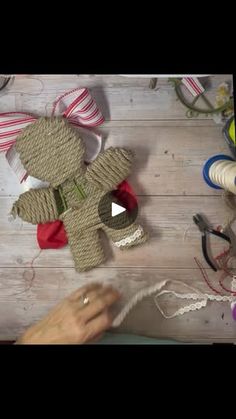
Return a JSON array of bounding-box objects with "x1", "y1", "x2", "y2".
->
[
  {"x1": 112, "y1": 279, "x2": 236, "y2": 327},
  {"x1": 154, "y1": 288, "x2": 236, "y2": 319},
  {"x1": 113, "y1": 226, "x2": 144, "y2": 248}
]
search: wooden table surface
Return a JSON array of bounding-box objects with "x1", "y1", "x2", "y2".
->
[{"x1": 0, "y1": 74, "x2": 235, "y2": 343}]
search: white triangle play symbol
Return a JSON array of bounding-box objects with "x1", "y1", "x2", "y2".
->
[{"x1": 112, "y1": 202, "x2": 126, "y2": 217}]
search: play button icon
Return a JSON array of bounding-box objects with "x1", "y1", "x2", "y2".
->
[
  {"x1": 98, "y1": 189, "x2": 138, "y2": 230},
  {"x1": 112, "y1": 202, "x2": 126, "y2": 217}
]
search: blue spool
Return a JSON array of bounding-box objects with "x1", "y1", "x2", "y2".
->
[{"x1": 203, "y1": 154, "x2": 235, "y2": 190}]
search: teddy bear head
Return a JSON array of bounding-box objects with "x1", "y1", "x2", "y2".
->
[{"x1": 15, "y1": 117, "x2": 85, "y2": 188}]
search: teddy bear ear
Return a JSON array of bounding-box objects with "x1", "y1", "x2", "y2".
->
[{"x1": 15, "y1": 117, "x2": 85, "y2": 187}]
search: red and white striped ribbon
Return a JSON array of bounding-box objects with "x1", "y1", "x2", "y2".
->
[
  {"x1": 0, "y1": 112, "x2": 37, "y2": 152},
  {"x1": 51, "y1": 87, "x2": 104, "y2": 127},
  {"x1": 0, "y1": 88, "x2": 104, "y2": 182},
  {"x1": 182, "y1": 77, "x2": 205, "y2": 97}
]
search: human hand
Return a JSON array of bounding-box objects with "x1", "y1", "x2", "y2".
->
[{"x1": 17, "y1": 283, "x2": 121, "y2": 344}]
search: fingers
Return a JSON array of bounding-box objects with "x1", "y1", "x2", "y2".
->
[
  {"x1": 67, "y1": 283, "x2": 121, "y2": 344},
  {"x1": 85, "y1": 310, "x2": 113, "y2": 340},
  {"x1": 67, "y1": 283, "x2": 102, "y2": 302},
  {"x1": 80, "y1": 286, "x2": 121, "y2": 322},
  {"x1": 76, "y1": 286, "x2": 106, "y2": 307}
]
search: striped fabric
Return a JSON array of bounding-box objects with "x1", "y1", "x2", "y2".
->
[
  {"x1": 0, "y1": 112, "x2": 36, "y2": 152},
  {"x1": 0, "y1": 88, "x2": 104, "y2": 182},
  {"x1": 52, "y1": 87, "x2": 104, "y2": 127},
  {"x1": 182, "y1": 77, "x2": 205, "y2": 97},
  {"x1": 6, "y1": 145, "x2": 28, "y2": 183}
]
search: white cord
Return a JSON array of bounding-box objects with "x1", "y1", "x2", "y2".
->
[
  {"x1": 112, "y1": 279, "x2": 236, "y2": 327},
  {"x1": 209, "y1": 160, "x2": 236, "y2": 194}
]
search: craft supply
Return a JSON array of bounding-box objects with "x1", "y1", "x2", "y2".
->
[
  {"x1": 1, "y1": 87, "x2": 138, "y2": 252},
  {"x1": 51, "y1": 87, "x2": 104, "y2": 126},
  {"x1": 1, "y1": 88, "x2": 104, "y2": 182},
  {"x1": 193, "y1": 213, "x2": 231, "y2": 271},
  {"x1": 203, "y1": 154, "x2": 236, "y2": 193},
  {"x1": 37, "y1": 180, "x2": 137, "y2": 250},
  {"x1": 11, "y1": 117, "x2": 148, "y2": 272},
  {"x1": 182, "y1": 77, "x2": 205, "y2": 97},
  {"x1": 5, "y1": 125, "x2": 102, "y2": 183},
  {"x1": 169, "y1": 78, "x2": 233, "y2": 118},
  {"x1": 219, "y1": 273, "x2": 236, "y2": 295},
  {"x1": 9, "y1": 249, "x2": 43, "y2": 297},
  {"x1": 194, "y1": 257, "x2": 222, "y2": 294},
  {"x1": 112, "y1": 278, "x2": 236, "y2": 327},
  {"x1": 0, "y1": 112, "x2": 36, "y2": 153},
  {"x1": 223, "y1": 116, "x2": 235, "y2": 157}
]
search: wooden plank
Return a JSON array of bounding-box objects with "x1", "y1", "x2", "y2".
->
[
  {"x1": 101, "y1": 125, "x2": 229, "y2": 197},
  {"x1": 0, "y1": 267, "x2": 235, "y2": 342},
  {"x1": 102, "y1": 120, "x2": 218, "y2": 127},
  {"x1": 117, "y1": 292, "x2": 236, "y2": 343},
  {"x1": 3, "y1": 74, "x2": 232, "y2": 88},
  {"x1": 0, "y1": 124, "x2": 230, "y2": 197},
  {"x1": 0, "y1": 196, "x2": 234, "y2": 269},
  {"x1": 0, "y1": 74, "x2": 233, "y2": 120}
]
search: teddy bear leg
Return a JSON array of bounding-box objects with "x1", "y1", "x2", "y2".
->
[
  {"x1": 61, "y1": 209, "x2": 105, "y2": 272},
  {"x1": 67, "y1": 229, "x2": 106, "y2": 272},
  {"x1": 103, "y1": 222, "x2": 148, "y2": 250}
]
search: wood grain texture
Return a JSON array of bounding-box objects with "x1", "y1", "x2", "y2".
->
[
  {"x1": 0, "y1": 124, "x2": 229, "y2": 197},
  {"x1": 0, "y1": 74, "x2": 232, "y2": 120},
  {"x1": 0, "y1": 196, "x2": 234, "y2": 269},
  {"x1": 0, "y1": 74, "x2": 235, "y2": 342},
  {"x1": 0, "y1": 267, "x2": 235, "y2": 342}
]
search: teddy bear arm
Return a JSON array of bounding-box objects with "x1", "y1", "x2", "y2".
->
[
  {"x1": 11, "y1": 187, "x2": 61, "y2": 225},
  {"x1": 86, "y1": 147, "x2": 134, "y2": 191}
]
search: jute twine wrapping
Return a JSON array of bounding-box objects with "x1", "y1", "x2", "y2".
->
[
  {"x1": 61, "y1": 210, "x2": 105, "y2": 271},
  {"x1": 11, "y1": 117, "x2": 148, "y2": 271},
  {"x1": 86, "y1": 147, "x2": 134, "y2": 191},
  {"x1": 11, "y1": 187, "x2": 59, "y2": 224},
  {"x1": 15, "y1": 117, "x2": 85, "y2": 188}
]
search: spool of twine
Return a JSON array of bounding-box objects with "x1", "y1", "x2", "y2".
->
[{"x1": 209, "y1": 159, "x2": 236, "y2": 194}]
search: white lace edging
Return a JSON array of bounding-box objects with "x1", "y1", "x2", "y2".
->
[
  {"x1": 112, "y1": 279, "x2": 236, "y2": 327},
  {"x1": 113, "y1": 226, "x2": 144, "y2": 248},
  {"x1": 154, "y1": 289, "x2": 235, "y2": 319}
]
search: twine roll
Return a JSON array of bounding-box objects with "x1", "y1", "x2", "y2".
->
[{"x1": 209, "y1": 160, "x2": 236, "y2": 194}]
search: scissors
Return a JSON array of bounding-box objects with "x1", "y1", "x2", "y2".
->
[{"x1": 193, "y1": 213, "x2": 232, "y2": 271}]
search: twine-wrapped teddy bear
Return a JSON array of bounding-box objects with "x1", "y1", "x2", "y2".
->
[{"x1": 11, "y1": 117, "x2": 148, "y2": 271}]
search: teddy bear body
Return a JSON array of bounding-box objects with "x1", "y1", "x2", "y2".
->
[{"x1": 11, "y1": 117, "x2": 148, "y2": 271}]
